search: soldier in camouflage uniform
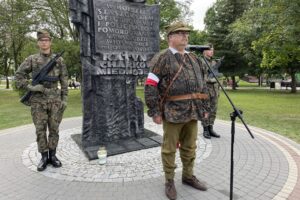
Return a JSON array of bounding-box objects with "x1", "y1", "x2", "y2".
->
[
  {"x1": 144, "y1": 22, "x2": 209, "y2": 200},
  {"x1": 15, "y1": 30, "x2": 68, "y2": 171},
  {"x1": 201, "y1": 45, "x2": 221, "y2": 139}
]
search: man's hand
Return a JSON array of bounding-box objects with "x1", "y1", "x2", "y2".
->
[
  {"x1": 27, "y1": 84, "x2": 45, "y2": 92},
  {"x1": 204, "y1": 112, "x2": 209, "y2": 119},
  {"x1": 152, "y1": 115, "x2": 162, "y2": 124}
]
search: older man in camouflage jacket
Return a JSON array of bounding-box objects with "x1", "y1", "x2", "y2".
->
[
  {"x1": 15, "y1": 30, "x2": 68, "y2": 171},
  {"x1": 144, "y1": 22, "x2": 209, "y2": 200}
]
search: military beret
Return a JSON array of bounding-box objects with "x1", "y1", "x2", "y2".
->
[
  {"x1": 166, "y1": 21, "x2": 191, "y2": 36},
  {"x1": 37, "y1": 30, "x2": 51, "y2": 40}
]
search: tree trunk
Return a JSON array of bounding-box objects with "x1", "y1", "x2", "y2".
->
[
  {"x1": 258, "y1": 74, "x2": 262, "y2": 87},
  {"x1": 12, "y1": 41, "x2": 20, "y2": 71},
  {"x1": 3, "y1": 53, "x2": 10, "y2": 89},
  {"x1": 231, "y1": 76, "x2": 236, "y2": 90},
  {"x1": 5, "y1": 76, "x2": 10, "y2": 89},
  {"x1": 291, "y1": 69, "x2": 297, "y2": 93}
]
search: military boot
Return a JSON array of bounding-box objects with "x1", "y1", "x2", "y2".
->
[
  {"x1": 208, "y1": 125, "x2": 220, "y2": 138},
  {"x1": 49, "y1": 149, "x2": 62, "y2": 168},
  {"x1": 165, "y1": 179, "x2": 177, "y2": 200},
  {"x1": 37, "y1": 151, "x2": 49, "y2": 171},
  {"x1": 182, "y1": 175, "x2": 207, "y2": 191},
  {"x1": 203, "y1": 126, "x2": 211, "y2": 139}
]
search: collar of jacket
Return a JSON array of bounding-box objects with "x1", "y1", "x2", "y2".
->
[{"x1": 168, "y1": 47, "x2": 190, "y2": 55}]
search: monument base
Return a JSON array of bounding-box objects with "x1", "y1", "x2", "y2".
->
[{"x1": 71, "y1": 129, "x2": 162, "y2": 160}]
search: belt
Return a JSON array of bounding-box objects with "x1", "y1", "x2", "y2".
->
[{"x1": 166, "y1": 93, "x2": 208, "y2": 101}]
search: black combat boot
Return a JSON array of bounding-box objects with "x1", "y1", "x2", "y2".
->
[
  {"x1": 208, "y1": 125, "x2": 220, "y2": 138},
  {"x1": 203, "y1": 126, "x2": 211, "y2": 139},
  {"x1": 37, "y1": 151, "x2": 49, "y2": 171},
  {"x1": 49, "y1": 149, "x2": 62, "y2": 168}
]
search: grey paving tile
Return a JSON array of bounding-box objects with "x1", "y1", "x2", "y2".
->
[{"x1": 0, "y1": 117, "x2": 299, "y2": 200}]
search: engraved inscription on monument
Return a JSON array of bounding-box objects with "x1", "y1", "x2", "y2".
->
[
  {"x1": 91, "y1": 1, "x2": 159, "y2": 76},
  {"x1": 95, "y1": 2, "x2": 157, "y2": 52},
  {"x1": 69, "y1": 0, "x2": 161, "y2": 159}
]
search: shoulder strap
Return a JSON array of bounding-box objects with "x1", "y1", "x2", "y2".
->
[{"x1": 159, "y1": 63, "x2": 184, "y2": 111}]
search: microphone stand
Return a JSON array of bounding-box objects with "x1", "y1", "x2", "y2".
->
[{"x1": 201, "y1": 56, "x2": 255, "y2": 200}]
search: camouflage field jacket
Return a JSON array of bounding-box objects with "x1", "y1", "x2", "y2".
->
[
  {"x1": 201, "y1": 56, "x2": 217, "y2": 83},
  {"x1": 15, "y1": 52, "x2": 68, "y2": 104},
  {"x1": 144, "y1": 48, "x2": 209, "y2": 123}
]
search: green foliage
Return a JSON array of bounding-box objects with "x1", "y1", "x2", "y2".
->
[
  {"x1": 204, "y1": 0, "x2": 250, "y2": 80},
  {"x1": 147, "y1": 0, "x2": 193, "y2": 49},
  {"x1": 32, "y1": 0, "x2": 78, "y2": 41},
  {"x1": 188, "y1": 30, "x2": 208, "y2": 46},
  {"x1": 228, "y1": 3, "x2": 265, "y2": 77},
  {"x1": 51, "y1": 40, "x2": 80, "y2": 80},
  {"x1": 147, "y1": 0, "x2": 192, "y2": 31},
  {"x1": 1, "y1": 0, "x2": 193, "y2": 81},
  {"x1": 0, "y1": 0, "x2": 38, "y2": 70},
  {"x1": 251, "y1": 0, "x2": 300, "y2": 70},
  {"x1": 19, "y1": 37, "x2": 39, "y2": 62},
  {"x1": 229, "y1": 0, "x2": 300, "y2": 92}
]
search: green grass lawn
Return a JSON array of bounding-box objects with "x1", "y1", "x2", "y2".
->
[
  {"x1": 1, "y1": 88, "x2": 300, "y2": 143},
  {"x1": 237, "y1": 80, "x2": 260, "y2": 87},
  {"x1": 137, "y1": 87, "x2": 300, "y2": 143},
  {"x1": 217, "y1": 89, "x2": 300, "y2": 143},
  {"x1": 0, "y1": 89, "x2": 82, "y2": 130}
]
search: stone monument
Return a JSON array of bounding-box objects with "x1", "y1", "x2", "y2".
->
[{"x1": 69, "y1": 0, "x2": 161, "y2": 159}]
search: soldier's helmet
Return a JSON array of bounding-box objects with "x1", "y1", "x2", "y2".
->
[
  {"x1": 166, "y1": 21, "x2": 191, "y2": 36},
  {"x1": 37, "y1": 29, "x2": 51, "y2": 40}
]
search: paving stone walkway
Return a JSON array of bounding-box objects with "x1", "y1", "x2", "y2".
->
[{"x1": 0, "y1": 116, "x2": 299, "y2": 200}]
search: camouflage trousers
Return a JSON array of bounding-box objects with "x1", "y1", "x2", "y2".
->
[
  {"x1": 162, "y1": 119, "x2": 198, "y2": 180},
  {"x1": 202, "y1": 83, "x2": 219, "y2": 127},
  {"x1": 31, "y1": 101, "x2": 64, "y2": 153}
]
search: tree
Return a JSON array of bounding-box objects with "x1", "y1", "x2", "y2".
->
[
  {"x1": 31, "y1": 0, "x2": 78, "y2": 41},
  {"x1": 252, "y1": 0, "x2": 300, "y2": 93},
  {"x1": 52, "y1": 40, "x2": 81, "y2": 81},
  {"x1": 147, "y1": 0, "x2": 193, "y2": 49},
  {"x1": 0, "y1": 0, "x2": 195, "y2": 89},
  {"x1": 0, "y1": 37, "x2": 11, "y2": 89},
  {"x1": 204, "y1": 0, "x2": 250, "y2": 89},
  {"x1": 0, "y1": 0, "x2": 37, "y2": 88},
  {"x1": 228, "y1": 1, "x2": 265, "y2": 86},
  {"x1": 189, "y1": 30, "x2": 208, "y2": 46},
  {"x1": 229, "y1": 0, "x2": 300, "y2": 92}
]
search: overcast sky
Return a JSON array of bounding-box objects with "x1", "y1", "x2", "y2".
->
[{"x1": 190, "y1": 0, "x2": 216, "y2": 30}]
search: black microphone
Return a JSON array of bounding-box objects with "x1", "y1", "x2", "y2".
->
[{"x1": 185, "y1": 45, "x2": 210, "y2": 52}]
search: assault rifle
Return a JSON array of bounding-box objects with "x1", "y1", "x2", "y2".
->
[
  {"x1": 186, "y1": 44, "x2": 224, "y2": 78},
  {"x1": 207, "y1": 56, "x2": 225, "y2": 79},
  {"x1": 20, "y1": 51, "x2": 64, "y2": 105}
]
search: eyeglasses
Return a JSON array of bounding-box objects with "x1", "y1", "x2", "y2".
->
[
  {"x1": 173, "y1": 31, "x2": 189, "y2": 36},
  {"x1": 38, "y1": 39, "x2": 51, "y2": 42}
]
